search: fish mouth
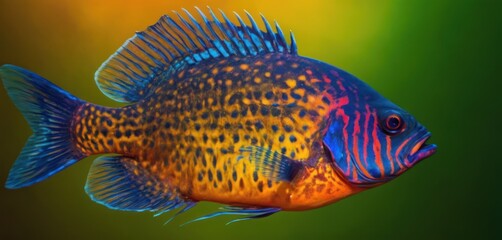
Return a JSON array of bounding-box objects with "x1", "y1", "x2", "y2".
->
[{"x1": 407, "y1": 132, "x2": 437, "y2": 167}]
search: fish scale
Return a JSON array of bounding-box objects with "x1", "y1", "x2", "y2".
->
[
  {"x1": 1, "y1": 7, "x2": 436, "y2": 224},
  {"x1": 73, "y1": 53, "x2": 334, "y2": 207}
]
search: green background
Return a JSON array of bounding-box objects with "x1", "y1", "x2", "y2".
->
[{"x1": 0, "y1": 0, "x2": 499, "y2": 239}]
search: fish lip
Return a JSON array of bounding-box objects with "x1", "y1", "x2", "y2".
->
[{"x1": 407, "y1": 132, "x2": 437, "y2": 167}]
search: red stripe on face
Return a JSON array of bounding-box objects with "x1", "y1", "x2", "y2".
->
[
  {"x1": 363, "y1": 105, "x2": 371, "y2": 166},
  {"x1": 352, "y1": 167, "x2": 358, "y2": 182},
  {"x1": 353, "y1": 111, "x2": 372, "y2": 179},
  {"x1": 394, "y1": 133, "x2": 417, "y2": 167},
  {"x1": 336, "y1": 109, "x2": 351, "y2": 175},
  {"x1": 386, "y1": 135, "x2": 396, "y2": 174},
  {"x1": 325, "y1": 94, "x2": 349, "y2": 111},
  {"x1": 372, "y1": 110, "x2": 385, "y2": 177}
]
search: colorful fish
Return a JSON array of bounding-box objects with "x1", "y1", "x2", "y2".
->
[{"x1": 0, "y1": 8, "x2": 436, "y2": 224}]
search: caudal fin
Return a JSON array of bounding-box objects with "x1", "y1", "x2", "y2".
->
[{"x1": 1, "y1": 65, "x2": 85, "y2": 189}]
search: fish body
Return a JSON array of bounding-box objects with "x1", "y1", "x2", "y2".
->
[
  {"x1": 74, "y1": 53, "x2": 358, "y2": 210},
  {"x1": 1, "y1": 8, "x2": 436, "y2": 223}
]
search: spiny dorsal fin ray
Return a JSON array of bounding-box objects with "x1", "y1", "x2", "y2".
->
[{"x1": 95, "y1": 7, "x2": 298, "y2": 103}]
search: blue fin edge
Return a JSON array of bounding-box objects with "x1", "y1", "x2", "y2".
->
[
  {"x1": 85, "y1": 155, "x2": 194, "y2": 215},
  {"x1": 0, "y1": 65, "x2": 85, "y2": 189}
]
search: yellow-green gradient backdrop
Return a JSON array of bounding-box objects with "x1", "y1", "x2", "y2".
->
[{"x1": 0, "y1": 0, "x2": 499, "y2": 239}]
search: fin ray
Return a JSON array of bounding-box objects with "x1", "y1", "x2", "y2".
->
[
  {"x1": 239, "y1": 146, "x2": 303, "y2": 182},
  {"x1": 95, "y1": 8, "x2": 298, "y2": 103},
  {"x1": 0, "y1": 65, "x2": 85, "y2": 189},
  {"x1": 85, "y1": 155, "x2": 194, "y2": 213},
  {"x1": 182, "y1": 206, "x2": 280, "y2": 226}
]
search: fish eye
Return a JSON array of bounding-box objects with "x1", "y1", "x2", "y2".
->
[{"x1": 382, "y1": 113, "x2": 405, "y2": 135}]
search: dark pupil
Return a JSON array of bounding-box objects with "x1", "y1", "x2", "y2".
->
[{"x1": 388, "y1": 116, "x2": 400, "y2": 129}]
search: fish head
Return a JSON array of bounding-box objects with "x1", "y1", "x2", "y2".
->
[{"x1": 321, "y1": 71, "x2": 437, "y2": 186}]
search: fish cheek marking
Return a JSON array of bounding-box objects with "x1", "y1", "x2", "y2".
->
[
  {"x1": 372, "y1": 110, "x2": 385, "y2": 177},
  {"x1": 352, "y1": 111, "x2": 372, "y2": 179},
  {"x1": 363, "y1": 105, "x2": 371, "y2": 166},
  {"x1": 386, "y1": 136, "x2": 395, "y2": 174}
]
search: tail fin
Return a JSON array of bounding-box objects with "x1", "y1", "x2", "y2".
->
[{"x1": 0, "y1": 64, "x2": 85, "y2": 189}]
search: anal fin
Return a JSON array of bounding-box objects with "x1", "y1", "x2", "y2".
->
[{"x1": 85, "y1": 155, "x2": 193, "y2": 214}]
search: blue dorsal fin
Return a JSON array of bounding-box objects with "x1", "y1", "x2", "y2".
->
[{"x1": 95, "y1": 7, "x2": 298, "y2": 103}]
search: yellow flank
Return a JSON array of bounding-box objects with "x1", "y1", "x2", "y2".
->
[
  {"x1": 72, "y1": 53, "x2": 357, "y2": 210},
  {"x1": 73, "y1": 105, "x2": 143, "y2": 156}
]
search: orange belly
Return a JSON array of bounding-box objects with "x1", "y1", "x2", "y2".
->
[{"x1": 187, "y1": 156, "x2": 362, "y2": 211}]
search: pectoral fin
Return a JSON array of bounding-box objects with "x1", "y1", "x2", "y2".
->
[{"x1": 239, "y1": 146, "x2": 303, "y2": 182}]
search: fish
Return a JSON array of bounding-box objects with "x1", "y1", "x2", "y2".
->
[{"x1": 0, "y1": 7, "x2": 437, "y2": 224}]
